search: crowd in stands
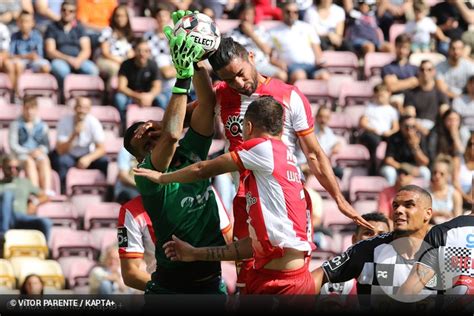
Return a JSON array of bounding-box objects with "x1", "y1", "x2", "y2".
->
[{"x1": 0, "y1": 0, "x2": 472, "y2": 295}]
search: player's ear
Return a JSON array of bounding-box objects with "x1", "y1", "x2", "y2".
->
[
  {"x1": 424, "y1": 207, "x2": 432, "y2": 223},
  {"x1": 247, "y1": 51, "x2": 254, "y2": 64},
  {"x1": 351, "y1": 234, "x2": 356, "y2": 244}
]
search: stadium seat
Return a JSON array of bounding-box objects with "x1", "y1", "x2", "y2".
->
[
  {"x1": 63, "y1": 74, "x2": 105, "y2": 104},
  {"x1": 389, "y1": 23, "x2": 406, "y2": 45},
  {"x1": 305, "y1": 175, "x2": 341, "y2": 200},
  {"x1": 90, "y1": 105, "x2": 121, "y2": 136},
  {"x1": 58, "y1": 256, "x2": 96, "y2": 288},
  {"x1": 343, "y1": 105, "x2": 367, "y2": 130},
  {"x1": 36, "y1": 201, "x2": 79, "y2": 229},
  {"x1": 126, "y1": 104, "x2": 165, "y2": 128},
  {"x1": 221, "y1": 261, "x2": 237, "y2": 295},
  {"x1": 332, "y1": 144, "x2": 370, "y2": 168},
  {"x1": 65, "y1": 168, "x2": 108, "y2": 196},
  {"x1": 364, "y1": 52, "x2": 395, "y2": 78},
  {"x1": 353, "y1": 199, "x2": 379, "y2": 215},
  {"x1": 340, "y1": 234, "x2": 354, "y2": 252},
  {"x1": 71, "y1": 194, "x2": 105, "y2": 218},
  {"x1": 17, "y1": 73, "x2": 59, "y2": 102},
  {"x1": 106, "y1": 161, "x2": 119, "y2": 186},
  {"x1": 104, "y1": 134, "x2": 123, "y2": 161},
  {"x1": 349, "y1": 176, "x2": 390, "y2": 203},
  {"x1": 327, "y1": 112, "x2": 351, "y2": 141},
  {"x1": 130, "y1": 16, "x2": 157, "y2": 37},
  {"x1": 17, "y1": 259, "x2": 65, "y2": 290},
  {"x1": 321, "y1": 51, "x2": 359, "y2": 79},
  {"x1": 209, "y1": 139, "x2": 226, "y2": 157},
  {"x1": 376, "y1": 141, "x2": 387, "y2": 166},
  {"x1": 294, "y1": 80, "x2": 332, "y2": 105},
  {"x1": 1, "y1": 128, "x2": 10, "y2": 153},
  {"x1": 322, "y1": 200, "x2": 355, "y2": 231},
  {"x1": 83, "y1": 203, "x2": 120, "y2": 230},
  {"x1": 215, "y1": 19, "x2": 240, "y2": 34},
  {"x1": 4, "y1": 229, "x2": 49, "y2": 259},
  {"x1": 0, "y1": 73, "x2": 12, "y2": 101},
  {"x1": 89, "y1": 228, "x2": 117, "y2": 256},
  {"x1": 328, "y1": 75, "x2": 355, "y2": 103},
  {"x1": 0, "y1": 259, "x2": 16, "y2": 289},
  {"x1": 258, "y1": 20, "x2": 281, "y2": 31},
  {"x1": 9, "y1": 256, "x2": 43, "y2": 279},
  {"x1": 338, "y1": 81, "x2": 374, "y2": 107},
  {"x1": 50, "y1": 228, "x2": 94, "y2": 260},
  {"x1": 409, "y1": 52, "x2": 446, "y2": 67},
  {"x1": 37, "y1": 103, "x2": 72, "y2": 129},
  {"x1": 0, "y1": 104, "x2": 21, "y2": 129},
  {"x1": 50, "y1": 170, "x2": 68, "y2": 201}
]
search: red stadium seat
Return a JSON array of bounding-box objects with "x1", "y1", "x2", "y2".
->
[
  {"x1": 322, "y1": 199, "x2": 354, "y2": 230},
  {"x1": 65, "y1": 168, "x2": 108, "y2": 196},
  {"x1": 215, "y1": 19, "x2": 240, "y2": 34},
  {"x1": 63, "y1": 74, "x2": 105, "y2": 104},
  {"x1": 71, "y1": 194, "x2": 105, "y2": 218},
  {"x1": 328, "y1": 74, "x2": 355, "y2": 103},
  {"x1": 321, "y1": 51, "x2": 359, "y2": 79},
  {"x1": 0, "y1": 104, "x2": 20, "y2": 129},
  {"x1": 58, "y1": 256, "x2": 97, "y2": 288},
  {"x1": 37, "y1": 103, "x2": 72, "y2": 129},
  {"x1": 104, "y1": 134, "x2": 123, "y2": 161},
  {"x1": 305, "y1": 175, "x2": 341, "y2": 200},
  {"x1": 294, "y1": 80, "x2": 332, "y2": 105},
  {"x1": 332, "y1": 144, "x2": 370, "y2": 168},
  {"x1": 0, "y1": 73, "x2": 12, "y2": 101},
  {"x1": 353, "y1": 199, "x2": 379, "y2": 215},
  {"x1": 36, "y1": 201, "x2": 79, "y2": 229},
  {"x1": 349, "y1": 176, "x2": 390, "y2": 203},
  {"x1": 126, "y1": 104, "x2": 165, "y2": 129},
  {"x1": 130, "y1": 16, "x2": 157, "y2": 37},
  {"x1": 328, "y1": 112, "x2": 352, "y2": 141},
  {"x1": 17, "y1": 73, "x2": 59, "y2": 102},
  {"x1": 83, "y1": 203, "x2": 120, "y2": 230},
  {"x1": 338, "y1": 81, "x2": 374, "y2": 107},
  {"x1": 364, "y1": 52, "x2": 395, "y2": 79},
  {"x1": 389, "y1": 23, "x2": 406, "y2": 45},
  {"x1": 50, "y1": 228, "x2": 94, "y2": 259},
  {"x1": 106, "y1": 161, "x2": 119, "y2": 186},
  {"x1": 89, "y1": 228, "x2": 118, "y2": 256},
  {"x1": 90, "y1": 105, "x2": 121, "y2": 136}
]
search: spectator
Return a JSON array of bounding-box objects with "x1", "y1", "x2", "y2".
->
[
  {"x1": 76, "y1": 0, "x2": 117, "y2": 49},
  {"x1": 380, "y1": 115, "x2": 430, "y2": 186},
  {"x1": 164, "y1": 0, "x2": 191, "y2": 11},
  {"x1": 89, "y1": 245, "x2": 132, "y2": 294},
  {"x1": 377, "y1": 0, "x2": 412, "y2": 42},
  {"x1": 20, "y1": 274, "x2": 44, "y2": 295},
  {"x1": 96, "y1": 4, "x2": 134, "y2": 82},
  {"x1": 50, "y1": 97, "x2": 108, "y2": 194},
  {"x1": 427, "y1": 156, "x2": 462, "y2": 225},
  {"x1": 0, "y1": 0, "x2": 32, "y2": 30},
  {"x1": 252, "y1": 0, "x2": 282, "y2": 24},
  {"x1": 405, "y1": 1, "x2": 450, "y2": 53},
  {"x1": 427, "y1": 108, "x2": 471, "y2": 164},
  {"x1": 430, "y1": 0, "x2": 474, "y2": 55},
  {"x1": 295, "y1": 0, "x2": 313, "y2": 19},
  {"x1": 269, "y1": 0, "x2": 329, "y2": 84},
  {"x1": 115, "y1": 147, "x2": 139, "y2": 205},
  {"x1": 378, "y1": 165, "x2": 414, "y2": 221},
  {"x1": 381, "y1": 34, "x2": 419, "y2": 108},
  {"x1": 114, "y1": 39, "x2": 162, "y2": 126},
  {"x1": 228, "y1": 3, "x2": 287, "y2": 82},
  {"x1": 144, "y1": 4, "x2": 177, "y2": 108},
  {"x1": 436, "y1": 39, "x2": 474, "y2": 99},
  {"x1": 0, "y1": 23, "x2": 10, "y2": 83},
  {"x1": 303, "y1": 0, "x2": 346, "y2": 51},
  {"x1": 456, "y1": 133, "x2": 474, "y2": 207},
  {"x1": 8, "y1": 97, "x2": 53, "y2": 194},
  {"x1": 5, "y1": 11, "x2": 51, "y2": 95},
  {"x1": 359, "y1": 83, "x2": 399, "y2": 175},
  {"x1": 33, "y1": 0, "x2": 62, "y2": 32},
  {"x1": 0, "y1": 155, "x2": 52, "y2": 241},
  {"x1": 403, "y1": 60, "x2": 449, "y2": 134},
  {"x1": 45, "y1": 0, "x2": 99, "y2": 92},
  {"x1": 345, "y1": 0, "x2": 391, "y2": 57},
  {"x1": 453, "y1": 75, "x2": 474, "y2": 130}
]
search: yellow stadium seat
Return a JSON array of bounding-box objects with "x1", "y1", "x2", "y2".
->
[
  {"x1": 4, "y1": 229, "x2": 49, "y2": 259},
  {"x1": 11, "y1": 257, "x2": 65, "y2": 290},
  {"x1": 0, "y1": 259, "x2": 16, "y2": 289}
]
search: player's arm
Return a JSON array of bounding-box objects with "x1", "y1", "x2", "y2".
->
[
  {"x1": 163, "y1": 235, "x2": 253, "y2": 262},
  {"x1": 398, "y1": 263, "x2": 436, "y2": 295},
  {"x1": 190, "y1": 64, "x2": 216, "y2": 137},
  {"x1": 120, "y1": 258, "x2": 151, "y2": 291},
  {"x1": 192, "y1": 62, "x2": 217, "y2": 122},
  {"x1": 135, "y1": 152, "x2": 239, "y2": 184}
]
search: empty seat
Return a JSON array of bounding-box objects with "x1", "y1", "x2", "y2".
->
[
  {"x1": 65, "y1": 168, "x2": 108, "y2": 196},
  {"x1": 17, "y1": 259, "x2": 65, "y2": 290},
  {"x1": 343, "y1": 105, "x2": 367, "y2": 130},
  {"x1": 89, "y1": 228, "x2": 117, "y2": 255},
  {"x1": 0, "y1": 73, "x2": 12, "y2": 101},
  {"x1": 17, "y1": 73, "x2": 59, "y2": 102},
  {"x1": 294, "y1": 80, "x2": 332, "y2": 105},
  {"x1": 0, "y1": 259, "x2": 16, "y2": 289},
  {"x1": 409, "y1": 52, "x2": 446, "y2": 67},
  {"x1": 58, "y1": 256, "x2": 96, "y2": 288},
  {"x1": 63, "y1": 74, "x2": 105, "y2": 104},
  {"x1": 338, "y1": 81, "x2": 374, "y2": 107},
  {"x1": 50, "y1": 228, "x2": 94, "y2": 260},
  {"x1": 389, "y1": 23, "x2": 406, "y2": 45},
  {"x1": 332, "y1": 144, "x2": 370, "y2": 168},
  {"x1": 4, "y1": 229, "x2": 49, "y2": 259},
  {"x1": 0, "y1": 104, "x2": 21, "y2": 129},
  {"x1": 215, "y1": 19, "x2": 240, "y2": 34},
  {"x1": 71, "y1": 194, "x2": 105, "y2": 218},
  {"x1": 90, "y1": 105, "x2": 121, "y2": 136},
  {"x1": 322, "y1": 200, "x2": 355, "y2": 231},
  {"x1": 107, "y1": 161, "x2": 119, "y2": 186},
  {"x1": 328, "y1": 113, "x2": 351, "y2": 141},
  {"x1": 37, "y1": 103, "x2": 72, "y2": 129},
  {"x1": 258, "y1": 20, "x2": 281, "y2": 31},
  {"x1": 364, "y1": 52, "x2": 395, "y2": 78},
  {"x1": 126, "y1": 104, "x2": 165, "y2": 128},
  {"x1": 9, "y1": 256, "x2": 43, "y2": 279},
  {"x1": 36, "y1": 201, "x2": 79, "y2": 229},
  {"x1": 349, "y1": 176, "x2": 390, "y2": 203},
  {"x1": 305, "y1": 175, "x2": 341, "y2": 200},
  {"x1": 104, "y1": 134, "x2": 123, "y2": 161},
  {"x1": 321, "y1": 51, "x2": 359, "y2": 78},
  {"x1": 130, "y1": 16, "x2": 157, "y2": 37},
  {"x1": 353, "y1": 199, "x2": 379, "y2": 215},
  {"x1": 83, "y1": 203, "x2": 120, "y2": 230}
]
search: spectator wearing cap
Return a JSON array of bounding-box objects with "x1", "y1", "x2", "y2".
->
[
  {"x1": 380, "y1": 115, "x2": 431, "y2": 186},
  {"x1": 45, "y1": 0, "x2": 99, "y2": 92},
  {"x1": 378, "y1": 165, "x2": 414, "y2": 222}
]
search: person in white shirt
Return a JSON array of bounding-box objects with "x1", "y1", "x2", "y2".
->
[
  {"x1": 50, "y1": 97, "x2": 108, "y2": 194},
  {"x1": 269, "y1": 0, "x2": 329, "y2": 84},
  {"x1": 453, "y1": 75, "x2": 474, "y2": 131},
  {"x1": 359, "y1": 83, "x2": 400, "y2": 175}
]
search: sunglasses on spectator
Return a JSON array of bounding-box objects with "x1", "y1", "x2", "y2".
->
[
  {"x1": 5, "y1": 165, "x2": 19, "y2": 170},
  {"x1": 284, "y1": 10, "x2": 299, "y2": 14},
  {"x1": 61, "y1": 8, "x2": 76, "y2": 13},
  {"x1": 403, "y1": 124, "x2": 416, "y2": 129},
  {"x1": 420, "y1": 67, "x2": 433, "y2": 72}
]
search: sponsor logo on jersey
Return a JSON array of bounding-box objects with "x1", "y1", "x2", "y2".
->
[
  {"x1": 245, "y1": 192, "x2": 257, "y2": 212},
  {"x1": 466, "y1": 234, "x2": 474, "y2": 248},
  {"x1": 225, "y1": 115, "x2": 243, "y2": 137},
  {"x1": 118, "y1": 227, "x2": 128, "y2": 248}
]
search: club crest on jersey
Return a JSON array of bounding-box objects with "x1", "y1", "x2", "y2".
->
[
  {"x1": 225, "y1": 115, "x2": 243, "y2": 137},
  {"x1": 245, "y1": 192, "x2": 257, "y2": 212}
]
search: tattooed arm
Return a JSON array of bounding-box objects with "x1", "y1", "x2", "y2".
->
[
  {"x1": 398, "y1": 263, "x2": 436, "y2": 295},
  {"x1": 163, "y1": 235, "x2": 253, "y2": 262}
]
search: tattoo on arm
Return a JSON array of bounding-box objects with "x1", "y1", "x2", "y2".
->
[
  {"x1": 416, "y1": 264, "x2": 435, "y2": 284},
  {"x1": 206, "y1": 245, "x2": 231, "y2": 261}
]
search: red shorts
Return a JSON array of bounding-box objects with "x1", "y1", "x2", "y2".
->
[
  {"x1": 232, "y1": 195, "x2": 253, "y2": 292},
  {"x1": 245, "y1": 261, "x2": 316, "y2": 295}
]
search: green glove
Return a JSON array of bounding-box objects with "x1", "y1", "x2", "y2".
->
[{"x1": 171, "y1": 10, "x2": 198, "y2": 25}]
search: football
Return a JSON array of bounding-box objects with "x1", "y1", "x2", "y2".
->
[{"x1": 173, "y1": 12, "x2": 221, "y2": 59}]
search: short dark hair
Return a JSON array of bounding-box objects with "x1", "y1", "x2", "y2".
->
[
  {"x1": 19, "y1": 10, "x2": 33, "y2": 19},
  {"x1": 395, "y1": 33, "x2": 411, "y2": 46},
  {"x1": 123, "y1": 121, "x2": 144, "y2": 157},
  {"x1": 373, "y1": 83, "x2": 389, "y2": 94},
  {"x1": 244, "y1": 96, "x2": 284, "y2": 136},
  {"x1": 23, "y1": 95, "x2": 38, "y2": 107},
  {"x1": 133, "y1": 38, "x2": 149, "y2": 50},
  {"x1": 449, "y1": 38, "x2": 464, "y2": 49},
  {"x1": 397, "y1": 185, "x2": 432, "y2": 206},
  {"x1": 419, "y1": 59, "x2": 433, "y2": 68},
  {"x1": 355, "y1": 212, "x2": 390, "y2": 234},
  {"x1": 208, "y1": 37, "x2": 249, "y2": 72},
  {"x1": 61, "y1": 0, "x2": 76, "y2": 8},
  {"x1": 399, "y1": 114, "x2": 415, "y2": 125}
]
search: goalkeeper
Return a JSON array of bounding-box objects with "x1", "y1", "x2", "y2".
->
[{"x1": 123, "y1": 22, "x2": 227, "y2": 294}]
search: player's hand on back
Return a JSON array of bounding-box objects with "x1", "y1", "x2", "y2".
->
[
  {"x1": 337, "y1": 199, "x2": 375, "y2": 231},
  {"x1": 163, "y1": 235, "x2": 197, "y2": 262},
  {"x1": 134, "y1": 120, "x2": 162, "y2": 139},
  {"x1": 133, "y1": 167, "x2": 164, "y2": 184}
]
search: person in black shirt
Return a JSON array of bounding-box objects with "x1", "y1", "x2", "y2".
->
[
  {"x1": 114, "y1": 38, "x2": 162, "y2": 127},
  {"x1": 312, "y1": 185, "x2": 436, "y2": 296},
  {"x1": 380, "y1": 115, "x2": 431, "y2": 186}
]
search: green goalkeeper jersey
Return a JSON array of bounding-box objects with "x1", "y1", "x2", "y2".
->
[{"x1": 135, "y1": 128, "x2": 225, "y2": 284}]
